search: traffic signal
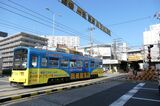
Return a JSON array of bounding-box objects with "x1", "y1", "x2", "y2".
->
[
  {"x1": 148, "y1": 45, "x2": 153, "y2": 49},
  {"x1": 147, "y1": 46, "x2": 151, "y2": 59},
  {"x1": 147, "y1": 45, "x2": 154, "y2": 69},
  {"x1": 147, "y1": 54, "x2": 151, "y2": 59}
]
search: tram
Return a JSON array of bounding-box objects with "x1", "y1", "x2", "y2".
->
[{"x1": 9, "y1": 47, "x2": 103, "y2": 86}]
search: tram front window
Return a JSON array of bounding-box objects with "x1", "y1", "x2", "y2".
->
[{"x1": 13, "y1": 49, "x2": 28, "y2": 70}]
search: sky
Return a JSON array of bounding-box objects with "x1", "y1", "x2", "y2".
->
[{"x1": 0, "y1": 0, "x2": 160, "y2": 47}]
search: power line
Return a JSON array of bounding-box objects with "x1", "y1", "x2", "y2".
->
[
  {"x1": 0, "y1": 1, "x2": 106, "y2": 45},
  {"x1": 8, "y1": 0, "x2": 52, "y2": 21},
  {"x1": 7, "y1": 0, "x2": 99, "y2": 41},
  {"x1": 0, "y1": 22, "x2": 39, "y2": 35},
  {"x1": 0, "y1": 7, "x2": 52, "y2": 28},
  {"x1": 0, "y1": 1, "x2": 51, "y2": 24},
  {"x1": 2, "y1": 1, "x2": 80, "y2": 36},
  {"x1": 0, "y1": 19, "x2": 48, "y2": 35},
  {"x1": 0, "y1": 8, "x2": 91, "y2": 42},
  {"x1": 0, "y1": 6, "x2": 80, "y2": 36},
  {"x1": 108, "y1": 16, "x2": 152, "y2": 27}
]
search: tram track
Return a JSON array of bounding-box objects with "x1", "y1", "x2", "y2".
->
[
  {"x1": 0, "y1": 74, "x2": 127, "y2": 104},
  {"x1": 0, "y1": 77, "x2": 106, "y2": 98}
]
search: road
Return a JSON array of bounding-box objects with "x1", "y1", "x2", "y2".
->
[
  {"x1": 0, "y1": 76, "x2": 9, "y2": 85},
  {"x1": 2, "y1": 78, "x2": 160, "y2": 106}
]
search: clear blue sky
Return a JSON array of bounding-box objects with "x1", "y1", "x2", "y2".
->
[{"x1": 0, "y1": 0, "x2": 159, "y2": 47}]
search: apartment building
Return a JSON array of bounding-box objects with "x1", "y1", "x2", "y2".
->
[
  {"x1": 0, "y1": 32, "x2": 48, "y2": 72},
  {"x1": 47, "y1": 36, "x2": 80, "y2": 49},
  {"x1": 143, "y1": 24, "x2": 160, "y2": 62}
]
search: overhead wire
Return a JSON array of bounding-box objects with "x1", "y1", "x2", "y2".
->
[
  {"x1": 0, "y1": 22, "x2": 40, "y2": 35},
  {"x1": 6, "y1": 0, "x2": 104, "y2": 44},
  {"x1": 108, "y1": 16, "x2": 152, "y2": 27},
  {"x1": 0, "y1": 18, "x2": 46, "y2": 35},
  {"x1": 0, "y1": 6, "x2": 91, "y2": 41}
]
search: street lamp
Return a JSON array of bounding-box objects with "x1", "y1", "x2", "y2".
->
[{"x1": 46, "y1": 8, "x2": 61, "y2": 35}]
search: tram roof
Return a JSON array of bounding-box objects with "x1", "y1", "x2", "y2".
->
[{"x1": 14, "y1": 47, "x2": 101, "y2": 61}]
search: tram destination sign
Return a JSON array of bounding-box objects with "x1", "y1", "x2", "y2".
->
[{"x1": 0, "y1": 31, "x2": 8, "y2": 37}]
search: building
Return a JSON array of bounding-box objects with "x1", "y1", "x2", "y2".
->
[
  {"x1": 143, "y1": 24, "x2": 160, "y2": 64},
  {"x1": 0, "y1": 56, "x2": 2, "y2": 76},
  {"x1": 0, "y1": 31, "x2": 8, "y2": 75},
  {"x1": 47, "y1": 36, "x2": 80, "y2": 49},
  {"x1": 112, "y1": 42, "x2": 127, "y2": 61},
  {"x1": 127, "y1": 49, "x2": 144, "y2": 70},
  {"x1": 0, "y1": 31, "x2": 8, "y2": 37},
  {"x1": 0, "y1": 32, "x2": 48, "y2": 74},
  {"x1": 78, "y1": 44, "x2": 126, "y2": 72}
]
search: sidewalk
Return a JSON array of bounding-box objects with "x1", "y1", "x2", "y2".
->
[{"x1": 103, "y1": 72, "x2": 127, "y2": 79}]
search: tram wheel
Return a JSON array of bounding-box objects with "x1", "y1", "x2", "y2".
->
[
  {"x1": 47, "y1": 78, "x2": 54, "y2": 85},
  {"x1": 10, "y1": 82, "x2": 24, "y2": 88}
]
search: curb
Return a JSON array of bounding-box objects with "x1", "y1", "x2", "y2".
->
[
  {"x1": 0, "y1": 83, "x2": 93, "y2": 104},
  {"x1": 0, "y1": 74, "x2": 126, "y2": 104}
]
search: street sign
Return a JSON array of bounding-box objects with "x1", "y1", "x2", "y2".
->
[{"x1": 59, "y1": 0, "x2": 111, "y2": 36}]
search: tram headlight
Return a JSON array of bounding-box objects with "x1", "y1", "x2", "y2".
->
[{"x1": 20, "y1": 72, "x2": 24, "y2": 76}]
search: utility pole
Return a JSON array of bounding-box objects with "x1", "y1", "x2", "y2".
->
[
  {"x1": 89, "y1": 24, "x2": 95, "y2": 56},
  {"x1": 113, "y1": 38, "x2": 123, "y2": 60}
]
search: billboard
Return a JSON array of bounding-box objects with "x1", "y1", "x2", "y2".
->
[{"x1": 128, "y1": 55, "x2": 143, "y2": 61}]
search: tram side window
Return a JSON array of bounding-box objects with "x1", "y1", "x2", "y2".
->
[
  {"x1": 96, "y1": 62, "x2": 99, "y2": 68},
  {"x1": 49, "y1": 57, "x2": 59, "y2": 67},
  {"x1": 99, "y1": 62, "x2": 102, "y2": 68},
  {"x1": 70, "y1": 60, "x2": 76, "y2": 68},
  {"x1": 91, "y1": 61, "x2": 95, "y2": 68},
  {"x1": 76, "y1": 60, "x2": 82, "y2": 68},
  {"x1": 31, "y1": 55, "x2": 37, "y2": 68},
  {"x1": 41, "y1": 57, "x2": 48, "y2": 67},
  {"x1": 61, "y1": 59, "x2": 68, "y2": 68},
  {"x1": 85, "y1": 61, "x2": 88, "y2": 68}
]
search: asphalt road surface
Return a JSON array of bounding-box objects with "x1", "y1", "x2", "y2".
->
[
  {"x1": 4, "y1": 79, "x2": 160, "y2": 106},
  {"x1": 0, "y1": 76, "x2": 9, "y2": 85}
]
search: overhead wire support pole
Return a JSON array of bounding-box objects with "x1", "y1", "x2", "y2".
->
[{"x1": 89, "y1": 24, "x2": 95, "y2": 56}]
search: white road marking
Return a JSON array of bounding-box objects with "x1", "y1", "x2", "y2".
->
[
  {"x1": 132, "y1": 97, "x2": 160, "y2": 103},
  {"x1": 109, "y1": 83, "x2": 145, "y2": 106},
  {"x1": 140, "y1": 88, "x2": 158, "y2": 91}
]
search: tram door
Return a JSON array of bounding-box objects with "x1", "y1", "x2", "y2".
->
[
  {"x1": 40, "y1": 57, "x2": 48, "y2": 83},
  {"x1": 84, "y1": 60, "x2": 89, "y2": 78},
  {"x1": 29, "y1": 55, "x2": 39, "y2": 85}
]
